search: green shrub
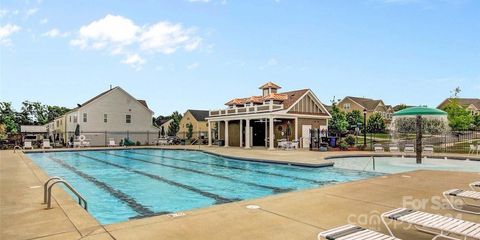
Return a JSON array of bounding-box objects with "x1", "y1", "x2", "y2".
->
[
  {"x1": 136, "y1": 141, "x2": 141, "y2": 146},
  {"x1": 345, "y1": 135, "x2": 356, "y2": 146},
  {"x1": 338, "y1": 139, "x2": 348, "y2": 150}
]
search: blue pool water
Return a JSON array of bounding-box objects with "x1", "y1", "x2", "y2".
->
[{"x1": 27, "y1": 149, "x2": 382, "y2": 224}]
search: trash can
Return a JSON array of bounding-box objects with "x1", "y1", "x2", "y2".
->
[
  {"x1": 328, "y1": 137, "x2": 337, "y2": 147},
  {"x1": 217, "y1": 140, "x2": 225, "y2": 146}
]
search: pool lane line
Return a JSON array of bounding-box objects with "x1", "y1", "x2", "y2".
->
[
  {"x1": 47, "y1": 156, "x2": 154, "y2": 217},
  {"x1": 76, "y1": 153, "x2": 236, "y2": 204},
  {"x1": 127, "y1": 150, "x2": 336, "y2": 186},
  {"x1": 104, "y1": 152, "x2": 292, "y2": 194}
]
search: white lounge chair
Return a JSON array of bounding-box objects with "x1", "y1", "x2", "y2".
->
[
  {"x1": 403, "y1": 144, "x2": 414, "y2": 153},
  {"x1": 42, "y1": 139, "x2": 52, "y2": 149},
  {"x1": 470, "y1": 181, "x2": 480, "y2": 191},
  {"x1": 373, "y1": 144, "x2": 384, "y2": 152},
  {"x1": 381, "y1": 208, "x2": 480, "y2": 240},
  {"x1": 286, "y1": 141, "x2": 299, "y2": 150},
  {"x1": 423, "y1": 145, "x2": 434, "y2": 154},
  {"x1": 277, "y1": 139, "x2": 287, "y2": 149},
  {"x1": 443, "y1": 189, "x2": 480, "y2": 215},
  {"x1": 23, "y1": 141, "x2": 33, "y2": 149},
  {"x1": 469, "y1": 145, "x2": 476, "y2": 155},
  {"x1": 389, "y1": 143, "x2": 400, "y2": 153},
  {"x1": 73, "y1": 140, "x2": 81, "y2": 148},
  {"x1": 108, "y1": 138, "x2": 117, "y2": 147},
  {"x1": 318, "y1": 224, "x2": 401, "y2": 240}
]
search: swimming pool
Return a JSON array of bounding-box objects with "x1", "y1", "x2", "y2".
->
[
  {"x1": 27, "y1": 149, "x2": 381, "y2": 224},
  {"x1": 332, "y1": 156, "x2": 480, "y2": 174}
]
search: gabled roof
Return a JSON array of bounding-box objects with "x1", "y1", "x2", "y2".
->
[
  {"x1": 438, "y1": 98, "x2": 480, "y2": 109},
  {"x1": 280, "y1": 89, "x2": 309, "y2": 109},
  {"x1": 259, "y1": 82, "x2": 281, "y2": 89},
  {"x1": 345, "y1": 96, "x2": 383, "y2": 111},
  {"x1": 70, "y1": 86, "x2": 153, "y2": 113},
  {"x1": 187, "y1": 110, "x2": 209, "y2": 121}
]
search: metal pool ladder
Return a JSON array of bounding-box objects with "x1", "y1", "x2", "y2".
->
[{"x1": 44, "y1": 177, "x2": 88, "y2": 211}]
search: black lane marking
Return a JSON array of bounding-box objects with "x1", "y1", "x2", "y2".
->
[
  {"x1": 105, "y1": 152, "x2": 292, "y2": 194},
  {"x1": 47, "y1": 156, "x2": 154, "y2": 217},
  {"x1": 128, "y1": 150, "x2": 336, "y2": 186},
  {"x1": 76, "y1": 153, "x2": 236, "y2": 204},
  {"x1": 129, "y1": 211, "x2": 170, "y2": 220}
]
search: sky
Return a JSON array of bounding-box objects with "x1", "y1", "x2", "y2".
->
[{"x1": 1, "y1": 0, "x2": 479, "y2": 116}]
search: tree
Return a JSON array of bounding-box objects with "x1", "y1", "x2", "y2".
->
[
  {"x1": 473, "y1": 114, "x2": 480, "y2": 130},
  {"x1": 0, "y1": 102, "x2": 20, "y2": 134},
  {"x1": 393, "y1": 104, "x2": 408, "y2": 112},
  {"x1": 186, "y1": 123, "x2": 193, "y2": 140},
  {"x1": 167, "y1": 111, "x2": 182, "y2": 136},
  {"x1": 346, "y1": 110, "x2": 363, "y2": 131},
  {"x1": 443, "y1": 98, "x2": 473, "y2": 130},
  {"x1": 328, "y1": 101, "x2": 348, "y2": 137},
  {"x1": 367, "y1": 113, "x2": 386, "y2": 134}
]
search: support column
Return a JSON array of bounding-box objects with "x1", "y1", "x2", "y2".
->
[
  {"x1": 269, "y1": 117, "x2": 275, "y2": 150},
  {"x1": 207, "y1": 120, "x2": 212, "y2": 146},
  {"x1": 265, "y1": 118, "x2": 268, "y2": 148},
  {"x1": 245, "y1": 119, "x2": 251, "y2": 149},
  {"x1": 224, "y1": 120, "x2": 229, "y2": 147},
  {"x1": 295, "y1": 117, "x2": 299, "y2": 141},
  {"x1": 239, "y1": 120, "x2": 243, "y2": 147}
]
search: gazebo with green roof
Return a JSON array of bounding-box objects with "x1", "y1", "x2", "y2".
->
[{"x1": 393, "y1": 106, "x2": 447, "y2": 164}]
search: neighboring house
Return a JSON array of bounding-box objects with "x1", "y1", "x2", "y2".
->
[
  {"x1": 437, "y1": 98, "x2": 480, "y2": 115},
  {"x1": 337, "y1": 96, "x2": 394, "y2": 123},
  {"x1": 157, "y1": 118, "x2": 173, "y2": 137},
  {"x1": 47, "y1": 86, "x2": 159, "y2": 146},
  {"x1": 207, "y1": 82, "x2": 331, "y2": 149},
  {"x1": 178, "y1": 110, "x2": 210, "y2": 140}
]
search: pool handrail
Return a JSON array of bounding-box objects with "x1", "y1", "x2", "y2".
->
[{"x1": 45, "y1": 178, "x2": 88, "y2": 211}]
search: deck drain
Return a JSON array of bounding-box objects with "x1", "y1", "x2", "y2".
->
[
  {"x1": 246, "y1": 205, "x2": 261, "y2": 210},
  {"x1": 169, "y1": 212, "x2": 186, "y2": 218}
]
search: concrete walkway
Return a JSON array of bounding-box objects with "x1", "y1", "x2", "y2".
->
[{"x1": 1, "y1": 149, "x2": 479, "y2": 240}]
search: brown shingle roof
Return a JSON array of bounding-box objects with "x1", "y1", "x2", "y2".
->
[
  {"x1": 347, "y1": 96, "x2": 382, "y2": 111},
  {"x1": 188, "y1": 110, "x2": 210, "y2": 121},
  {"x1": 259, "y1": 82, "x2": 281, "y2": 89},
  {"x1": 439, "y1": 98, "x2": 480, "y2": 109}
]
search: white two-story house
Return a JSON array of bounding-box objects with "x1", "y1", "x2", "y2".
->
[{"x1": 48, "y1": 86, "x2": 159, "y2": 146}]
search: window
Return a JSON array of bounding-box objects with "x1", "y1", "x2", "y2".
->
[
  {"x1": 83, "y1": 113, "x2": 87, "y2": 122},
  {"x1": 126, "y1": 114, "x2": 131, "y2": 123},
  {"x1": 69, "y1": 116, "x2": 72, "y2": 122},
  {"x1": 343, "y1": 103, "x2": 350, "y2": 111},
  {"x1": 73, "y1": 116, "x2": 77, "y2": 123},
  {"x1": 56, "y1": 120, "x2": 59, "y2": 127},
  {"x1": 104, "y1": 114, "x2": 108, "y2": 123}
]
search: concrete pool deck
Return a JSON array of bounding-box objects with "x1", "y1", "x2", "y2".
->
[{"x1": 1, "y1": 149, "x2": 479, "y2": 239}]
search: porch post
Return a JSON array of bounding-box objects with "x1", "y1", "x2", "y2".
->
[
  {"x1": 245, "y1": 119, "x2": 251, "y2": 149},
  {"x1": 239, "y1": 120, "x2": 243, "y2": 147},
  {"x1": 265, "y1": 118, "x2": 268, "y2": 148},
  {"x1": 295, "y1": 117, "x2": 299, "y2": 141},
  {"x1": 224, "y1": 120, "x2": 229, "y2": 147},
  {"x1": 207, "y1": 120, "x2": 212, "y2": 146},
  {"x1": 269, "y1": 117, "x2": 275, "y2": 150}
]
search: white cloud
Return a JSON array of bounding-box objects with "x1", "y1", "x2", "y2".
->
[
  {"x1": 187, "y1": 62, "x2": 200, "y2": 70},
  {"x1": 39, "y1": 18, "x2": 48, "y2": 24},
  {"x1": 42, "y1": 28, "x2": 69, "y2": 38},
  {"x1": 70, "y1": 15, "x2": 203, "y2": 69},
  {"x1": 70, "y1": 14, "x2": 139, "y2": 51},
  {"x1": 25, "y1": 8, "x2": 38, "y2": 17},
  {"x1": 122, "y1": 54, "x2": 146, "y2": 70},
  {"x1": 259, "y1": 58, "x2": 279, "y2": 70},
  {"x1": 139, "y1": 22, "x2": 202, "y2": 54},
  {"x1": 0, "y1": 9, "x2": 9, "y2": 18},
  {"x1": 0, "y1": 24, "x2": 21, "y2": 45}
]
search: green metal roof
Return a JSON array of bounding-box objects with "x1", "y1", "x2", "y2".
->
[{"x1": 393, "y1": 106, "x2": 447, "y2": 116}]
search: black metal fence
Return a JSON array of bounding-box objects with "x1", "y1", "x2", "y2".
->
[{"x1": 343, "y1": 130, "x2": 480, "y2": 153}]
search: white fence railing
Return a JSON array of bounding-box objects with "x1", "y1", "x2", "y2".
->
[{"x1": 209, "y1": 104, "x2": 284, "y2": 117}]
